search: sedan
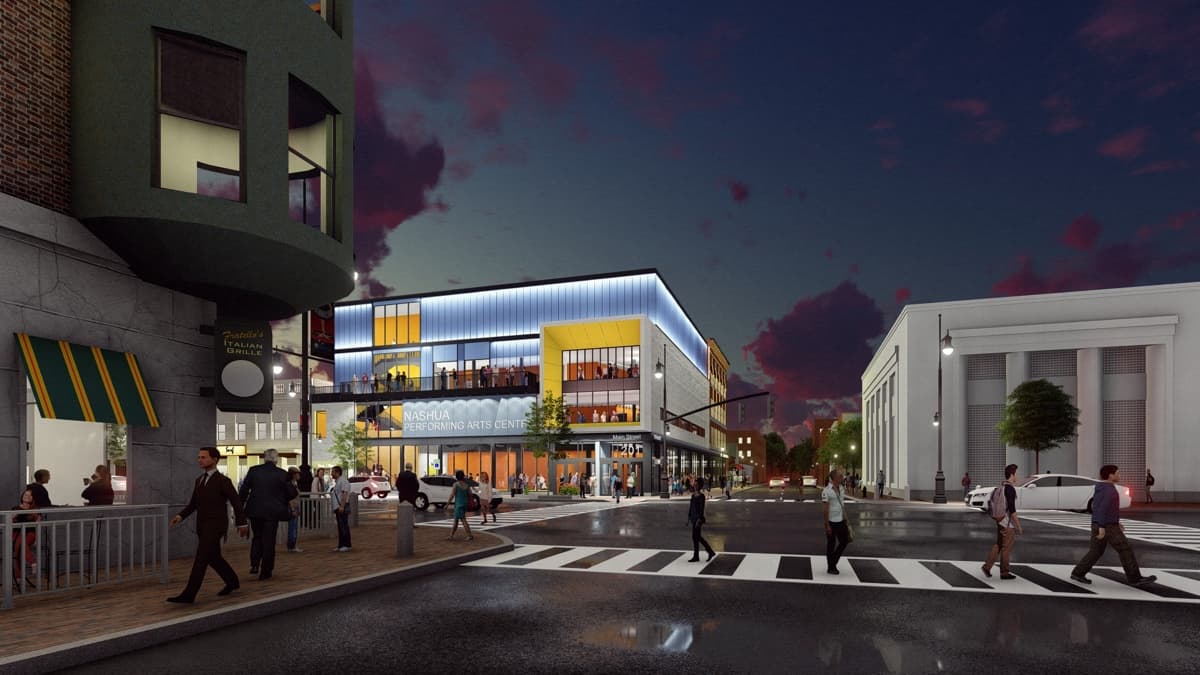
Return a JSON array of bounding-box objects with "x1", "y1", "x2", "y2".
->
[
  {"x1": 965, "y1": 474, "x2": 1133, "y2": 513},
  {"x1": 768, "y1": 477, "x2": 787, "y2": 488},
  {"x1": 802, "y1": 476, "x2": 818, "y2": 488},
  {"x1": 348, "y1": 474, "x2": 391, "y2": 499}
]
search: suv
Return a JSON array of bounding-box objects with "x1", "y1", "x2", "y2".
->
[
  {"x1": 414, "y1": 475, "x2": 481, "y2": 512},
  {"x1": 348, "y1": 475, "x2": 391, "y2": 499}
]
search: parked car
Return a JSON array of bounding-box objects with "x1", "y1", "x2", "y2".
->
[
  {"x1": 413, "y1": 475, "x2": 481, "y2": 511},
  {"x1": 802, "y1": 476, "x2": 818, "y2": 488},
  {"x1": 768, "y1": 477, "x2": 787, "y2": 488},
  {"x1": 965, "y1": 474, "x2": 1132, "y2": 513},
  {"x1": 348, "y1": 474, "x2": 391, "y2": 499}
]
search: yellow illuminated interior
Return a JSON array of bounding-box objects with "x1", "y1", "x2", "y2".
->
[{"x1": 543, "y1": 318, "x2": 642, "y2": 426}]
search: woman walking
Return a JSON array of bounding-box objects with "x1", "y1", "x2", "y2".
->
[
  {"x1": 445, "y1": 470, "x2": 474, "y2": 541},
  {"x1": 478, "y1": 472, "x2": 497, "y2": 525},
  {"x1": 687, "y1": 477, "x2": 716, "y2": 562}
]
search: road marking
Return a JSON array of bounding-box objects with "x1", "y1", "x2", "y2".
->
[
  {"x1": 417, "y1": 500, "x2": 629, "y2": 530},
  {"x1": 1019, "y1": 512, "x2": 1200, "y2": 552},
  {"x1": 465, "y1": 545, "x2": 1200, "y2": 604}
]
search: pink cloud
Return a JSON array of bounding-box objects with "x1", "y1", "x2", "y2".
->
[
  {"x1": 596, "y1": 38, "x2": 667, "y2": 101},
  {"x1": 481, "y1": 144, "x2": 528, "y2": 165},
  {"x1": 1062, "y1": 214, "x2": 1102, "y2": 250},
  {"x1": 469, "y1": 1, "x2": 578, "y2": 108},
  {"x1": 880, "y1": 157, "x2": 900, "y2": 170},
  {"x1": 1080, "y1": 1, "x2": 1200, "y2": 58},
  {"x1": 870, "y1": 118, "x2": 895, "y2": 131},
  {"x1": 1098, "y1": 127, "x2": 1150, "y2": 159},
  {"x1": 848, "y1": 263, "x2": 860, "y2": 275},
  {"x1": 697, "y1": 219, "x2": 714, "y2": 239},
  {"x1": 823, "y1": 248, "x2": 833, "y2": 260},
  {"x1": 465, "y1": 73, "x2": 513, "y2": 133},
  {"x1": 369, "y1": 21, "x2": 457, "y2": 99},
  {"x1": 1042, "y1": 94, "x2": 1085, "y2": 134},
  {"x1": 1049, "y1": 116, "x2": 1085, "y2": 134},
  {"x1": 447, "y1": 160, "x2": 474, "y2": 182},
  {"x1": 945, "y1": 98, "x2": 990, "y2": 117},
  {"x1": 784, "y1": 186, "x2": 807, "y2": 201},
  {"x1": 895, "y1": 287, "x2": 911, "y2": 305},
  {"x1": 663, "y1": 142, "x2": 685, "y2": 160},
  {"x1": 728, "y1": 180, "x2": 750, "y2": 203},
  {"x1": 1194, "y1": 130, "x2": 1200, "y2": 144},
  {"x1": 1130, "y1": 160, "x2": 1189, "y2": 175}
]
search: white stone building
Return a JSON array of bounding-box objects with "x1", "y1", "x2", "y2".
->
[{"x1": 862, "y1": 282, "x2": 1197, "y2": 502}]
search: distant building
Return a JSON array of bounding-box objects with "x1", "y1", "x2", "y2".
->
[
  {"x1": 811, "y1": 418, "x2": 837, "y2": 448},
  {"x1": 729, "y1": 429, "x2": 766, "y2": 483},
  {"x1": 707, "y1": 338, "x2": 730, "y2": 465}
]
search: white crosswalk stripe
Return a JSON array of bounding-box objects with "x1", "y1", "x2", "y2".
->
[
  {"x1": 1020, "y1": 512, "x2": 1200, "y2": 552},
  {"x1": 417, "y1": 500, "x2": 629, "y2": 531},
  {"x1": 721, "y1": 498, "x2": 858, "y2": 503},
  {"x1": 464, "y1": 544, "x2": 1200, "y2": 604}
]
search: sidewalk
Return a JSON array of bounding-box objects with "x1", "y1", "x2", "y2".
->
[{"x1": 0, "y1": 523, "x2": 510, "y2": 672}]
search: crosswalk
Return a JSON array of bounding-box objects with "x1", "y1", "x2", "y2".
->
[
  {"x1": 417, "y1": 500, "x2": 628, "y2": 531},
  {"x1": 1020, "y1": 512, "x2": 1200, "y2": 552},
  {"x1": 710, "y1": 498, "x2": 858, "y2": 503},
  {"x1": 465, "y1": 544, "x2": 1200, "y2": 604}
]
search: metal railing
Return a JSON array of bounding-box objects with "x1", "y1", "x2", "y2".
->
[
  {"x1": 273, "y1": 492, "x2": 358, "y2": 547},
  {"x1": 2, "y1": 504, "x2": 169, "y2": 610},
  {"x1": 313, "y1": 373, "x2": 540, "y2": 396}
]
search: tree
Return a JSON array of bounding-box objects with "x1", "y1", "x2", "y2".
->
[
  {"x1": 104, "y1": 424, "x2": 127, "y2": 469},
  {"x1": 997, "y1": 379, "x2": 1080, "y2": 474},
  {"x1": 524, "y1": 393, "x2": 574, "y2": 462},
  {"x1": 327, "y1": 421, "x2": 372, "y2": 473},
  {"x1": 819, "y1": 418, "x2": 862, "y2": 470},
  {"x1": 764, "y1": 432, "x2": 788, "y2": 473},
  {"x1": 789, "y1": 438, "x2": 817, "y2": 475}
]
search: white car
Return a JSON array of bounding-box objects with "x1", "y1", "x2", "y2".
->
[
  {"x1": 348, "y1": 475, "x2": 391, "y2": 499},
  {"x1": 802, "y1": 476, "x2": 818, "y2": 488},
  {"x1": 966, "y1": 474, "x2": 1133, "y2": 513},
  {"x1": 768, "y1": 477, "x2": 787, "y2": 488},
  {"x1": 413, "y1": 475, "x2": 481, "y2": 511}
]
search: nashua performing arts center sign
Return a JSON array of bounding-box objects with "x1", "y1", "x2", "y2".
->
[{"x1": 400, "y1": 397, "x2": 535, "y2": 438}]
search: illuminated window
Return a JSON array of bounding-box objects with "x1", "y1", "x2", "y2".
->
[
  {"x1": 373, "y1": 301, "x2": 420, "y2": 346},
  {"x1": 288, "y1": 76, "x2": 338, "y2": 235},
  {"x1": 155, "y1": 32, "x2": 244, "y2": 201},
  {"x1": 216, "y1": 424, "x2": 227, "y2": 441},
  {"x1": 235, "y1": 423, "x2": 246, "y2": 441}
]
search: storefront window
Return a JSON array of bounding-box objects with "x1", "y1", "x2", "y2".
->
[
  {"x1": 562, "y1": 346, "x2": 639, "y2": 381},
  {"x1": 373, "y1": 301, "x2": 420, "y2": 347},
  {"x1": 564, "y1": 388, "x2": 640, "y2": 425}
]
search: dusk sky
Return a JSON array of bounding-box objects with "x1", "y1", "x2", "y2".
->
[{"x1": 288, "y1": 1, "x2": 1200, "y2": 443}]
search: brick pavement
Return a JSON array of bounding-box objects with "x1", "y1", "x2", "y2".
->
[{"x1": 0, "y1": 523, "x2": 503, "y2": 666}]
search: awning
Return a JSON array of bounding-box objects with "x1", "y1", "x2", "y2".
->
[{"x1": 15, "y1": 334, "x2": 160, "y2": 427}]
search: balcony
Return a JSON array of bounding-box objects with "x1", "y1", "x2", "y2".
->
[{"x1": 311, "y1": 374, "x2": 539, "y2": 404}]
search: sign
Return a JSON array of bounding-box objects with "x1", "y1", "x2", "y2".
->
[
  {"x1": 611, "y1": 434, "x2": 641, "y2": 442},
  {"x1": 215, "y1": 316, "x2": 272, "y2": 413},
  {"x1": 400, "y1": 397, "x2": 535, "y2": 438},
  {"x1": 310, "y1": 304, "x2": 334, "y2": 360}
]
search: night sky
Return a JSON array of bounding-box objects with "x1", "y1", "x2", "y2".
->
[{"x1": 286, "y1": 1, "x2": 1200, "y2": 444}]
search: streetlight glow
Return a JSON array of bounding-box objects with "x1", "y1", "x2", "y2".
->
[
  {"x1": 654, "y1": 360, "x2": 664, "y2": 379},
  {"x1": 932, "y1": 411, "x2": 940, "y2": 427},
  {"x1": 941, "y1": 330, "x2": 954, "y2": 356},
  {"x1": 288, "y1": 382, "x2": 296, "y2": 398}
]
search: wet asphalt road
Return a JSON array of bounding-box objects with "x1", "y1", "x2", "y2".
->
[{"x1": 66, "y1": 489, "x2": 1200, "y2": 674}]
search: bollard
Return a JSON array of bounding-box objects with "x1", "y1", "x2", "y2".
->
[{"x1": 395, "y1": 502, "x2": 414, "y2": 557}]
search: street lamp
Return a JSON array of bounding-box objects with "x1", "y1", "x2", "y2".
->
[
  {"x1": 272, "y1": 352, "x2": 283, "y2": 375},
  {"x1": 934, "y1": 313, "x2": 950, "y2": 504},
  {"x1": 657, "y1": 344, "x2": 667, "y2": 497}
]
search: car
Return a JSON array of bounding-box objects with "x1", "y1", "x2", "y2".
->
[
  {"x1": 965, "y1": 474, "x2": 1133, "y2": 513},
  {"x1": 802, "y1": 476, "x2": 818, "y2": 488},
  {"x1": 768, "y1": 477, "x2": 787, "y2": 488},
  {"x1": 413, "y1": 475, "x2": 481, "y2": 512},
  {"x1": 348, "y1": 474, "x2": 391, "y2": 499}
]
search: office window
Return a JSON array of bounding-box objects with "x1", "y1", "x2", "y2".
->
[
  {"x1": 256, "y1": 422, "x2": 267, "y2": 439},
  {"x1": 235, "y1": 423, "x2": 246, "y2": 440},
  {"x1": 216, "y1": 424, "x2": 227, "y2": 441},
  {"x1": 274, "y1": 421, "x2": 283, "y2": 439},
  {"x1": 155, "y1": 32, "x2": 244, "y2": 201},
  {"x1": 288, "y1": 76, "x2": 338, "y2": 235},
  {"x1": 289, "y1": 421, "x2": 300, "y2": 438}
]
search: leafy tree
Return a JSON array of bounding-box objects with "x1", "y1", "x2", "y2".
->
[
  {"x1": 819, "y1": 418, "x2": 862, "y2": 470},
  {"x1": 524, "y1": 392, "x2": 574, "y2": 462},
  {"x1": 764, "y1": 432, "x2": 788, "y2": 472},
  {"x1": 997, "y1": 379, "x2": 1080, "y2": 474},
  {"x1": 104, "y1": 424, "x2": 127, "y2": 469},
  {"x1": 789, "y1": 438, "x2": 817, "y2": 475},
  {"x1": 327, "y1": 421, "x2": 372, "y2": 473}
]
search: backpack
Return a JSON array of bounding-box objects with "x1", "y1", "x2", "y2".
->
[
  {"x1": 1147, "y1": 474, "x2": 1155, "y2": 486},
  {"x1": 987, "y1": 484, "x2": 1008, "y2": 522}
]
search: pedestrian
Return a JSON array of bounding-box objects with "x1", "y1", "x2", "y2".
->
[
  {"x1": 876, "y1": 469, "x2": 885, "y2": 499},
  {"x1": 823, "y1": 469, "x2": 852, "y2": 574},
  {"x1": 397, "y1": 462, "x2": 419, "y2": 515},
  {"x1": 478, "y1": 471, "x2": 496, "y2": 525},
  {"x1": 313, "y1": 467, "x2": 328, "y2": 494},
  {"x1": 1145, "y1": 469, "x2": 1155, "y2": 504},
  {"x1": 167, "y1": 447, "x2": 248, "y2": 603},
  {"x1": 724, "y1": 475, "x2": 732, "y2": 499},
  {"x1": 981, "y1": 463, "x2": 1022, "y2": 581},
  {"x1": 626, "y1": 470, "x2": 636, "y2": 498},
  {"x1": 81, "y1": 465, "x2": 115, "y2": 505},
  {"x1": 238, "y1": 448, "x2": 297, "y2": 580},
  {"x1": 298, "y1": 464, "x2": 314, "y2": 492},
  {"x1": 687, "y1": 477, "x2": 716, "y2": 562},
  {"x1": 11, "y1": 488, "x2": 43, "y2": 586},
  {"x1": 961, "y1": 472, "x2": 971, "y2": 501},
  {"x1": 26, "y1": 469, "x2": 51, "y2": 508},
  {"x1": 610, "y1": 470, "x2": 621, "y2": 502},
  {"x1": 286, "y1": 466, "x2": 303, "y2": 553},
  {"x1": 329, "y1": 466, "x2": 352, "y2": 552},
  {"x1": 1069, "y1": 465, "x2": 1157, "y2": 587},
  {"x1": 444, "y1": 469, "x2": 474, "y2": 541}
]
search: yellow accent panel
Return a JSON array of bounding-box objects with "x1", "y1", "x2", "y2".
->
[
  {"x1": 409, "y1": 311, "x2": 420, "y2": 342},
  {"x1": 544, "y1": 318, "x2": 642, "y2": 352},
  {"x1": 542, "y1": 329, "x2": 563, "y2": 401},
  {"x1": 315, "y1": 410, "x2": 327, "y2": 439}
]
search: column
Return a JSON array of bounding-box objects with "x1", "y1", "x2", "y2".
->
[
  {"x1": 1145, "y1": 344, "x2": 1171, "y2": 497},
  {"x1": 1005, "y1": 352, "x2": 1029, "y2": 467},
  {"x1": 1075, "y1": 348, "x2": 1102, "y2": 476}
]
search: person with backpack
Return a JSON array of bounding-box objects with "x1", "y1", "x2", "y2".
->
[
  {"x1": 1145, "y1": 469, "x2": 1155, "y2": 504},
  {"x1": 610, "y1": 469, "x2": 622, "y2": 503},
  {"x1": 1069, "y1": 465, "x2": 1157, "y2": 587},
  {"x1": 981, "y1": 463, "x2": 1022, "y2": 580}
]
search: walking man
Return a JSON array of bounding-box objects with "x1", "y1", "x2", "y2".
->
[
  {"x1": 1145, "y1": 468, "x2": 1155, "y2": 504},
  {"x1": 982, "y1": 463, "x2": 1022, "y2": 581},
  {"x1": 610, "y1": 469, "x2": 621, "y2": 502},
  {"x1": 687, "y1": 477, "x2": 716, "y2": 562},
  {"x1": 823, "y1": 469, "x2": 851, "y2": 574},
  {"x1": 167, "y1": 447, "x2": 248, "y2": 603},
  {"x1": 239, "y1": 449, "x2": 297, "y2": 580},
  {"x1": 876, "y1": 469, "x2": 885, "y2": 499},
  {"x1": 1070, "y1": 465, "x2": 1157, "y2": 587},
  {"x1": 329, "y1": 466, "x2": 352, "y2": 552},
  {"x1": 396, "y1": 462, "x2": 420, "y2": 513}
]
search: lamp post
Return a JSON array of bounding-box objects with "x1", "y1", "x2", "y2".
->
[
  {"x1": 933, "y1": 313, "x2": 954, "y2": 504},
  {"x1": 655, "y1": 345, "x2": 666, "y2": 497}
]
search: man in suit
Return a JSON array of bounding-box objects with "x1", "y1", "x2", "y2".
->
[
  {"x1": 238, "y1": 448, "x2": 297, "y2": 580},
  {"x1": 168, "y1": 446, "x2": 248, "y2": 603}
]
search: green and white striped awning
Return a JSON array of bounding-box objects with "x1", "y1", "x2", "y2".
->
[{"x1": 15, "y1": 333, "x2": 160, "y2": 427}]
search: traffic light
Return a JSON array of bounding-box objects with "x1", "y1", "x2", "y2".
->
[{"x1": 768, "y1": 394, "x2": 775, "y2": 420}]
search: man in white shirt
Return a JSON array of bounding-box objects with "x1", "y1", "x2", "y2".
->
[
  {"x1": 329, "y1": 466, "x2": 352, "y2": 552},
  {"x1": 822, "y1": 470, "x2": 851, "y2": 574}
]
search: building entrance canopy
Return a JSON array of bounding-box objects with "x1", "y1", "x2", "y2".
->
[{"x1": 15, "y1": 333, "x2": 159, "y2": 426}]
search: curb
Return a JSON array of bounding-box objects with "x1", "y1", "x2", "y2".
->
[{"x1": 1, "y1": 535, "x2": 515, "y2": 674}]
